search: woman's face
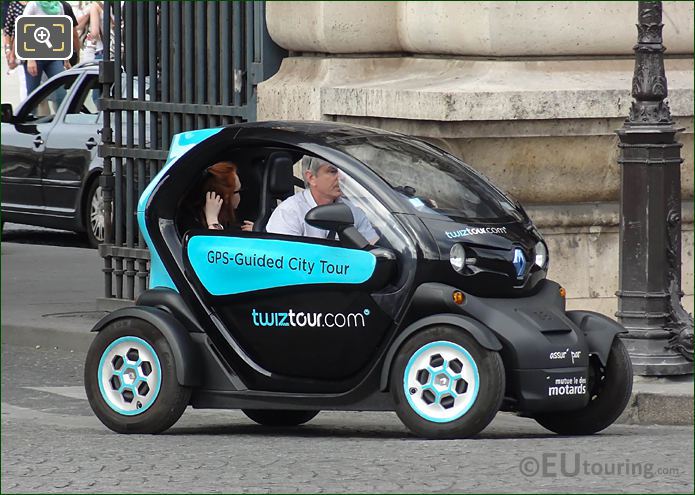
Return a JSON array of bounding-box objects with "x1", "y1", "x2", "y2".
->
[{"x1": 231, "y1": 173, "x2": 241, "y2": 210}]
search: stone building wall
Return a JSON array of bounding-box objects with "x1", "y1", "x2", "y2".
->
[{"x1": 258, "y1": 1, "x2": 694, "y2": 315}]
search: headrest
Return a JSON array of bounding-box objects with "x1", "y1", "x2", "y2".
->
[{"x1": 267, "y1": 152, "x2": 295, "y2": 195}]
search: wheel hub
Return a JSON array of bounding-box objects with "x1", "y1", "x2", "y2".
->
[
  {"x1": 90, "y1": 185, "x2": 105, "y2": 242},
  {"x1": 434, "y1": 373, "x2": 450, "y2": 388}
]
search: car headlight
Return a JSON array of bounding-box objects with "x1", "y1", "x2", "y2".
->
[
  {"x1": 450, "y1": 243, "x2": 467, "y2": 273},
  {"x1": 534, "y1": 241, "x2": 548, "y2": 269}
]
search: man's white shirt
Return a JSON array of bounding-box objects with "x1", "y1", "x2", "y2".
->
[{"x1": 265, "y1": 189, "x2": 378, "y2": 243}]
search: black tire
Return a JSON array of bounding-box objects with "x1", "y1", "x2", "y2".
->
[
  {"x1": 84, "y1": 318, "x2": 191, "y2": 434},
  {"x1": 534, "y1": 337, "x2": 633, "y2": 435},
  {"x1": 242, "y1": 409, "x2": 320, "y2": 426},
  {"x1": 83, "y1": 178, "x2": 104, "y2": 248},
  {"x1": 390, "y1": 326, "x2": 505, "y2": 439}
]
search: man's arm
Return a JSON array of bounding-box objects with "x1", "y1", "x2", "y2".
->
[{"x1": 353, "y1": 207, "x2": 379, "y2": 245}]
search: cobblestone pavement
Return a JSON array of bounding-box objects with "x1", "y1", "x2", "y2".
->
[{"x1": 2, "y1": 344, "x2": 693, "y2": 493}]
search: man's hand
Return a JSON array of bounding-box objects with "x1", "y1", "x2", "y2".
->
[
  {"x1": 26, "y1": 59, "x2": 38, "y2": 77},
  {"x1": 240, "y1": 220, "x2": 254, "y2": 232}
]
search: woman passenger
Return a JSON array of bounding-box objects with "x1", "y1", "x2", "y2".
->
[{"x1": 195, "y1": 162, "x2": 253, "y2": 231}]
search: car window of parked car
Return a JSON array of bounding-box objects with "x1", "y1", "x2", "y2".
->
[
  {"x1": 17, "y1": 74, "x2": 79, "y2": 124},
  {"x1": 64, "y1": 74, "x2": 101, "y2": 125}
]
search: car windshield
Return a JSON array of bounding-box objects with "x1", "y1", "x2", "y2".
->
[{"x1": 330, "y1": 135, "x2": 518, "y2": 221}]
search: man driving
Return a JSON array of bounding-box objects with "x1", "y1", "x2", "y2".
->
[{"x1": 265, "y1": 156, "x2": 379, "y2": 244}]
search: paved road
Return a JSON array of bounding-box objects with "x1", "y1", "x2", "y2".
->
[{"x1": 2, "y1": 343, "x2": 693, "y2": 493}]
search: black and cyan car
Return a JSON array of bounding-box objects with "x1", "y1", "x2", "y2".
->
[
  {"x1": 84, "y1": 122, "x2": 633, "y2": 438},
  {"x1": 2, "y1": 63, "x2": 113, "y2": 246}
]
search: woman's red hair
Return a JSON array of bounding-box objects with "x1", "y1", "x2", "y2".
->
[{"x1": 198, "y1": 161, "x2": 239, "y2": 227}]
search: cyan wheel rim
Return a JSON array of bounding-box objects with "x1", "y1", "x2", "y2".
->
[
  {"x1": 97, "y1": 336, "x2": 162, "y2": 416},
  {"x1": 403, "y1": 340, "x2": 480, "y2": 423}
]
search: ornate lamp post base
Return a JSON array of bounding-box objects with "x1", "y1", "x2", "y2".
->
[{"x1": 621, "y1": 334, "x2": 693, "y2": 376}]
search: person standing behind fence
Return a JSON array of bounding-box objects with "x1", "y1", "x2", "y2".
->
[
  {"x1": 58, "y1": 0, "x2": 79, "y2": 66},
  {"x1": 21, "y1": 1, "x2": 70, "y2": 95},
  {"x1": 3, "y1": 0, "x2": 28, "y2": 102},
  {"x1": 80, "y1": 1, "x2": 120, "y2": 63}
]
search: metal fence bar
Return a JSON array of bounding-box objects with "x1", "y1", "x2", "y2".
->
[
  {"x1": 136, "y1": 1, "x2": 148, "y2": 295},
  {"x1": 208, "y1": 2, "x2": 219, "y2": 128},
  {"x1": 171, "y1": 1, "x2": 182, "y2": 136},
  {"x1": 148, "y1": 1, "x2": 159, "y2": 156},
  {"x1": 100, "y1": 0, "x2": 114, "y2": 298},
  {"x1": 220, "y1": 0, "x2": 231, "y2": 124},
  {"x1": 232, "y1": 1, "x2": 242, "y2": 121},
  {"x1": 101, "y1": 99, "x2": 247, "y2": 115},
  {"x1": 126, "y1": 3, "x2": 136, "y2": 300},
  {"x1": 99, "y1": 1, "x2": 287, "y2": 305},
  {"x1": 183, "y1": 1, "x2": 194, "y2": 131},
  {"x1": 195, "y1": 1, "x2": 206, "y2": 129},
  {"x1": 245, "y1": 3, "x2": 253, "y2": 112},
  {"x1": 161, "y1": 2, "x2": 170, "y2": 147},
  {"x1": 112, "y1": 0, "x2": 123, "y2": 299}
]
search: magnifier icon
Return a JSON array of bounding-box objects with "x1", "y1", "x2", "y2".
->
[{"x1": 33, "y1": 27, "x2": 52, "y2": 48}]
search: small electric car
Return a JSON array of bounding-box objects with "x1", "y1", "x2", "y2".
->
[{"x1": 84, "y1": 121, "x2": 633, "y2": 438}]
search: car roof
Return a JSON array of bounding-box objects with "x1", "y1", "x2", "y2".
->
[
  {"x1": 63, "y1": 62, "x2": 100, "y2": 75},
  {"x1": 222, "y1": 120, "x2": 404, "y2": 148}
]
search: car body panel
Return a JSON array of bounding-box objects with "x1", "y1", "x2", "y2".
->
[
  {"x1": 95, "y1": 121, "x2": 627, "y2": 418},
  {"x1": 1, "y1": 65, "x2": 101, "y2": 232}
]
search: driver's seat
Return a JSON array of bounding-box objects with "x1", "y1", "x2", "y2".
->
[{"x1": 254, "y1": 151, "x2": 296, "y2": 232}]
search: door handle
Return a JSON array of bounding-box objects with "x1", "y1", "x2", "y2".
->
[
  {"x1": 33, "y1": 136, "x2": 44, "y2": 147},
  {"x1": 86, "y1": 137, "x2": 98, "y2": 150}
]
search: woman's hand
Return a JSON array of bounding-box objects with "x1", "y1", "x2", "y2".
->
[
  {"x1": 27, "y1": 59, "x2": 38, "y2": 77},
  {"x1": 204, "y1": 191, "x2": 223, "y2": 227},
  {"x1": 240, "y1": 220, "x2": 254, "y2": 232}
]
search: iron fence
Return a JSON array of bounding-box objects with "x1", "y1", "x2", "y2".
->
[{"x1": 97, "y1": 1, "x2": 284, "y2": 306}]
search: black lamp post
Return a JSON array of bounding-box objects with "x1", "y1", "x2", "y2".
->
[{"x1": 616, "y1": 1, "x2": 693, "y2": 375}]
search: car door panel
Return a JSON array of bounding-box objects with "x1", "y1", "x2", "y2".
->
[
  {"x1": 42, "y1": 73, "x2": 100, "y2": 215},
  {"x1": 1, "y1": 73, "x2": 79, "y2": 217},
  {"x1": 183, "y1": 231, "x2": 395, "y2": 380},
  {"x1": 0, "y1": 123, "x2": 47, "y2": 214}
]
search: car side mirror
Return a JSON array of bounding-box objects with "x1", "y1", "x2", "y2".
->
[
  {"x1": 305, "y1": 203, "x2": 369, "y2": 249},
  {"x1": 1, "y1": 103, "x2": 14, "y2": 123},
  {"x1": 305, "y1": 203, "x2": 353, "y2": 231}
]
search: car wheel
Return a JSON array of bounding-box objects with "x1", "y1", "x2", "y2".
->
[
  {"x1": 84, "y1": 178, "x2": 105, "y2": 248},
  {"x1": 242, "y1": 409, "x2": 319, "y2": 426},
  {"x1": 534, "y1": 337, "x2": 633, "y2": 435},
  {"x1": 390, "y1": 326, "x2": 504, "y2": 439},
  {"x1": 84, "y1": 318, "x2": 191, "y2": 434}
]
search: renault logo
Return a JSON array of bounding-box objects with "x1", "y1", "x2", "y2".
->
[{"x1": 513, "y1": 248, "x2": 526, "y2": 278}]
